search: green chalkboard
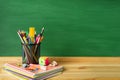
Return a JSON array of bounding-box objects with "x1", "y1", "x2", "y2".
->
[{"x1": 0, "y1": 0, "x2": 120, "y2": 56}]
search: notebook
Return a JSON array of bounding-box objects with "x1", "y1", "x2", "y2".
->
[
  {"x1": 4, "y1": 69, "x2": 62, "y2": 80},
  {"x1": 4, "y1": 63, "x2": 63, "y2": 78}
]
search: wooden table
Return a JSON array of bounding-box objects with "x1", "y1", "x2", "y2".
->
[{"x1": 1, "y1": 57, "x2": 120, "y2": 80}]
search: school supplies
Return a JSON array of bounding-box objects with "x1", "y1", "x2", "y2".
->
[
  {"x1": 3, "y1": 27, "x2": 64, "y2": 80},
  {"x1": 4, "y1": 68, "x2": 62, "y2": 80},
  {"x1": 17, "y1": 27, "x2": 44, "y2": 64},
  {"x1": 29, "y1": 27, "x2": 35, "y2": 43},
  {"x1": 40, "y1": 27, "x2": 44, "y2": 36},
  {"x1": 39, "y1": 57, "x2": 50, "y2": 66},
  {"x1": 49, "y1": 61, "x2": 58, "y2": 67},
  {"x1": 35, "y1": 34, "x2": 40, "y2": 44},
  {"x1": 17, "y1": 27, "x2": 44, "y2": 45},
  {"x1": 4, "y1": 63, "x2": 63, "y2": 79},
  {"x1": 29, "y1": 27, "x2": 35, "y2": 37}
]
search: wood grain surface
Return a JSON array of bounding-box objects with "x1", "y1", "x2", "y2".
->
[{"x1": 1, "y1": 57, "x2": 120, "y2": 80}]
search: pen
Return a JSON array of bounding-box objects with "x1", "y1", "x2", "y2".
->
[{"x1": 40, "y1": 27, "x2": 44, "y2": 36}]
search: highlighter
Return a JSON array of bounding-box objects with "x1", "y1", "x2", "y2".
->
[{"x1": 29, "y1": 27, "x2": 35, "y2": 43}]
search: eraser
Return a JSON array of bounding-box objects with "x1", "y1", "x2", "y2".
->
[{"x1": 39, "y1": 57, "x2": 50, "y2": 66}]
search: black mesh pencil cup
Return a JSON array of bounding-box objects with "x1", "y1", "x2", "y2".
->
[{"x1": 21, "y1": 43, "x2": 40, "y2": 64}]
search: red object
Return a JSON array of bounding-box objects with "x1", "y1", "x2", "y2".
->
[
  {"x1": 35, "y1": 34, "x2": 40, "y2": 44},
  {"x1": 45, "y1": 58, "x2": 49, "y2": 66}
]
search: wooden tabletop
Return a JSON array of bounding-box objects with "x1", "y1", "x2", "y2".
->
[{"x1": 1, "y1": 57, "x2": 120, "y2": 80}]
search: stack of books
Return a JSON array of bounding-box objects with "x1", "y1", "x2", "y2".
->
[{"x1": 4, "y1": 63, "x2": 63, "y2": 80}]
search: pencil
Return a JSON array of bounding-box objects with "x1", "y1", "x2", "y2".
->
[{"x1": 17, "y1": 31, "x2": 24, "y2": 44}]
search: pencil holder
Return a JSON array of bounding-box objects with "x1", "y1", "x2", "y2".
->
[{"x1": 21, "y1": 43, "x2": 40, "y2": 64}]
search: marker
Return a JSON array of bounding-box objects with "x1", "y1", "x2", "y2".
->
[
  {"x1": 29, "y1": 27, "x2": 35, "y2": 43},
  {"x1": 29, "y1": 27, "x2": 35, "y2": 37}
]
